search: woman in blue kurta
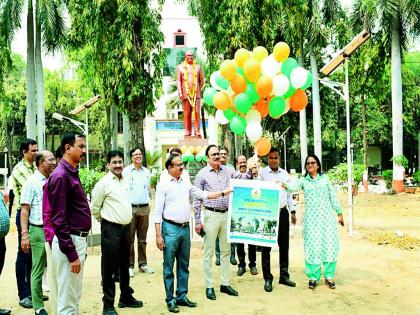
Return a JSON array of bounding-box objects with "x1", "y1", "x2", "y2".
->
[{"x1": 283, "y1": 155, "x2": 344, "y2": 289}]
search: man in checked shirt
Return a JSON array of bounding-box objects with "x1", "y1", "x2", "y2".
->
[{"x1": 193, "y1": 145, "x2": 238, "y2": 301}]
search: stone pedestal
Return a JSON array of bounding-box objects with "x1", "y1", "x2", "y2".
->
[{"x1": 178, "y1": 137, "x2": 209, "y2": 148}]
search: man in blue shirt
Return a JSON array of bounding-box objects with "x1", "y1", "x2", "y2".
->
[{"x1": 123, "y1": 148, "x2": 153, "y2": 277}]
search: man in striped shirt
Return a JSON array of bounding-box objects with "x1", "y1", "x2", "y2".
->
[{"x1": 193, "y1": 145, "x2": 238, "y2": 301}]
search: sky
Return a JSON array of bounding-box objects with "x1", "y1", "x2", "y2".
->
[{"x1": 11, "y1": 1, "x2": 420, "y2": 70}]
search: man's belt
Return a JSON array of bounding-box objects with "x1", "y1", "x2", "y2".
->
[
  {"x1": 29, "y1": 223, "x2": 44, "y2": 228},
  {"x1": 70, "y1": 230, "x2": 90, "y2": 237},
  {"x1": 101, "y1": 218, "x2": 130, "y2": 228},
  {"x1": 163, "y1": 218, "x2": 189, "y2": 228},
  {"x1": 205, "y1": 207, "x2": 228, "y2": 213},
  {"x1": 132, "y1": 204, "x2": 149, "y2": 208}
]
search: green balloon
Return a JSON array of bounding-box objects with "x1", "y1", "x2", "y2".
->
[
  {"x1": 188, "y1": 155, "x2": 195, "y2": 162},
  {"x1": 281, "y1": 58, "x2": 298, "y2": 77},
  {"x1": 181, "y1": 155, "x2": 188, "y2": 162},
  {"x1": 223, "y1": 108, "x2": 236, "y2": 121},
  {"x1": 234, "y1": 93, "x2": 252, "y2": 114},
  {"x1": 245, "y1": 83, "x2": 260, "y2": 103},
  {"x1": 301, "y1": 71, "x2": 313, "y2": 90},
  {"x1": 283, "y1": 84, "x2": 296, "y2": 98},
  {"x1": 215, "y1": 72, "x2": 230, "y2": 89},
  {"x1": 202, "y1": 156, "x2": 208, "y2": 162},
  {"x1": 195, "y1": 155, "x2": 202, "y2": 162},
  {"x1": 230, "y1": 115, "x2": 247, "y2": 135},
  {"x1": 268, "y1": 97, "x2": 286, "y2": 118},
  {"x1": 236, "y1": 67, "x2": 245, "y2": 76},
  {"x1": 203, "y1": 87, "x2": 218, "y2": 106}
]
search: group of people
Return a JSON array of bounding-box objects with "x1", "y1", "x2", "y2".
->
[{"x1": 0, "y1": 134, "x2": 344, "y2": 315}]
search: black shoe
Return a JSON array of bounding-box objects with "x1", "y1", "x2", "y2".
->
[
  {"x1": 103, "y1": 306, "x2": 118, "y2": 315},
  {"x1": 237, "y1": 267, "x2": 246, "y2": 276},
  {"x1": 215, "y1": 257, "x2": 220, "y2": 266},
  {"x1": 118, "y1": 297, "x2": 143, "y2": 308},
  {"x1": 177, "y1": 297, "x2": 197, "y2": 308},
  {"x1": 230, "y1": 256, "x2": 237, "y2": 265},
  {"x1": 220, "y1": 285, "x2": 238, "y2": 296},
  {"x1": 325, "y1": 279, "x2": 336, "y2": 289},
  {"x1": 42, "y1": 295, "x2": 49, "y2": 301},
  {"x1": 19, "y1": 296, "x2": 33, "y2": 308},
  {"x1": 0, "y1": 309, "x2": 10, "y2": 315},
  {"x1": 264, "y1": 279, "x2": 273, "y2": 292},
  {"x1": 206, "y1": 288, "x2": 216, "y2": 300},
  {"x1": 308, "y1": 280, "x2": 317, "y2": 290},
  {"x1": 167, "y1": 302, "x2": 179, "y2": 313},
  {"x1": 279, "y1": 278, "x2": 296, "y2": 287},
  {"x1": 36, "y1": 308, "x2": 48, "y2": 315},
  {"x1": 250, "y1": 267, "x2": 258, "y2": 275}
]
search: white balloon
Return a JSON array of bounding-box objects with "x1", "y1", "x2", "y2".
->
[
  {"x1": 261, "y1": 54, "x2": 281, "y2": 78},
  {"x1": 210, "y1": 71, "x2": 223, "y2": 90},
  {"x1": 290, "y1": 67, "x2": 308, "y2": 89},
  {"x1": 245, "y1": 109, "x2": 262, "y2": 123},
  {"x1": 272, "y1": 74, "x2": 290, "y2": 96},
  {"x1": 215, "y1": 109, "x2": 229, "y2": 125},
  {"x1": 246, "y1": 121, "x2": 263, "y2": 142}
]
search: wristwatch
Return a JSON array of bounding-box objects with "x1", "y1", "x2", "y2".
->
[{"x1": 222, "y1": 191, "x2": 225, "y2": 197}]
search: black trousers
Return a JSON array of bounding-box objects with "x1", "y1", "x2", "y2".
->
[
  {"x1": 261, "y1": 207, "x2": 290, "y2": 281},
  {"x1": 101, "y1": 219, "x2": 132, "y2": 307},
  {"x1": 0, "y1": 237, "x2": 5, "y2": 275},
  {"x1": 237, "y1": 244, "x2": 256, "y2": 269},
  {"x1": 15, "y1": 209, "x2": 32, "y2": 300}
]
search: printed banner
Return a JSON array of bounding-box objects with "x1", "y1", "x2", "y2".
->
[{"x1": 228, "y1": 179, "x2": 285, "y2": 247}]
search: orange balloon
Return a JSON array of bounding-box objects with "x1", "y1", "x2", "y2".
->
[
  {"x1": 255, "y1": 137, "x2": 271, "y2": 156},
  {"x1": 290, "y1": 89, "x2": 308, "y2": 112},
  {"x1": 213, "y1": 91, "x2": 230, "y2": 110},
  {"x1": 254, "y1": 99, "x2": 269, "y2": 118},
  {"x1": 230, "y1": 74, "x2": 247, "y2": 93},
  {"x1": 243, "y1": 58, "x2": 261, "y2": 83},
  {"x1": 220, "y1": 60, "x2": 237, "y2": 81},
  {"x1": 256, "y1": 76, "x2": 273, "y2": 98}
]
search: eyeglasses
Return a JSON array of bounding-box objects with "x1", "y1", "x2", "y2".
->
[
  {"x1": 173, "y1": 163, "x2": 184, "y2": 168},
  {"x1": 306, "y1": 161, "x2": 317, "y2": 166},
  {"x1": 210, "y1": 153, "x2": 220, "y2": 157}
]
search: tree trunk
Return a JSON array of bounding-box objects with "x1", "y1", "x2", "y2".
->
[
  {"x1": 26, "y1": 0, "x2": 36, "y2": 140},
  {"x1": 391, "y1": 25, "x2": 404, "y2": 193},
  {"x1": 298, "y1": 47, "x2": 308, "y2": 173},
  {"x1": 111, "y1": 104, "x2": 118, "y2": 149},
  {"x1": 310, "y1": 50, "x2": 322, "y2": 164},
  {"x1": 361, "y1": 94, "x2": 368, "y2": 192},
  {"x1": 103, "y1": 104, "x2": 112, "y2": 156},
  {"x1": 129, "y1": 116, "x2": 146, "y2": 167},
  {"x1": 35, "y1": 4, "x2": 45, "y2": 150},
  {"x1": 123, "y1": 113, "x2": 130, "y2": 164}
]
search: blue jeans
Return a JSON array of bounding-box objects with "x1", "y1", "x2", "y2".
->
[{"x1": 162, "y1": 221, "x2": 190, "y2": 304}]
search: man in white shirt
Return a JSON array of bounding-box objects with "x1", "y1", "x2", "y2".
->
[
  {"x1": 259, "y1": 147, "x2": 297, "y2": 293},
  {"x1": 122, "y1": 148, "x2": 153, "y2": 276},
  {"x1": 160, "y1": 147, "x2": 191, "y2": 184},
  {"x1": 154, "y1": 154, "x2": 231, "y2": 313},
  {"x1": 92, "y1": 150, "x2": 143, "y2": 315}
]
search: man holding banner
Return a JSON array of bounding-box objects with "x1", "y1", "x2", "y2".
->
[{"x1": 259, "y1": 148, "x2": 296, "y2": 292}]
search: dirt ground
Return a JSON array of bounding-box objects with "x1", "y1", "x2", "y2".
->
[{"x1": 1, "y1": 192, "x2": 420, "y2": 315}]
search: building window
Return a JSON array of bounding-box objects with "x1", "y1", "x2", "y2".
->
[{"x1": 174, "y1": 29, "x2": 186, "y2": 47}]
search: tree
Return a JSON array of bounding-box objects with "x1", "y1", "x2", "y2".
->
[
  {"x1": 352, "y1": 0, "x2": 420, "y2": 191},
  {"x1": 0, "y1": 0, "x2": 67, "y2": 149},
  {"x1": 67, "y1": 0, "x2": 166, "y2": 163}
]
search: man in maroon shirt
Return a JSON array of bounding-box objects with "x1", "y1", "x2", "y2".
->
[{"x1": 45, "y1": 132, "x2": 91, "y2": 315}]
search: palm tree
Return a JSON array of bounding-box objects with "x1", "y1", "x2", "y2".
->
[
  {"x1": 0, "y1": 0, "x2": 67, "y2": 149},
  {"x1": 352, "y1": 0, "x2": 420, "y2": 192}
]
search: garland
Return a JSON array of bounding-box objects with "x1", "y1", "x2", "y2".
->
[{"x1": 182, "y1": 61, "x2": 197, "y2": 108}]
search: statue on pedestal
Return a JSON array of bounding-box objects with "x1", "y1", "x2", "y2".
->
[{"x1": 176, "y1": 50, "x2": 205, "y2": 137}]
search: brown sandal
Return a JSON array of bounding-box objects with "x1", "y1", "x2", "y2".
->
[{"x1": 325, "y1": 279, "x2": 336, "y2": 289}]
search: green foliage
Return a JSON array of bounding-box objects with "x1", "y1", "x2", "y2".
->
[
  {"x1": 413, "y1": 170, "x2": 420, "y2": 185},
  {"x1": 382, "y1": 170, "x2": 393, "y2": 189},
  {"x1": 146, "y1": 150, "x2": 162, "y2": 169},
  {"x1": 150, "y1": 172, "x2": 160, "y2": 188},
  {"x1": 327, "y1": 163, "x2": 365, "y2": 185},
  {"x1": 79, "y1": 168, "x2": 105, "y2": 196},
  {"x1": 390, "y1": 155, "x2": 409, "y2": 168}
]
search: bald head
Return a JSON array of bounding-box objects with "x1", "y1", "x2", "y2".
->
[
  {"x1": 36, "y1": 150, "x2": 56, "y2": 177},
  {"x1": 185, "y1": 50, "x2": 194, "y2": 64}
]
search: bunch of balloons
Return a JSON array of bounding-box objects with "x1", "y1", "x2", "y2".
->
[
  {"x1": 203, "y1": 42, "x2": 312, "y2": 156},
  {"x1": 180, "y1": 145, "x2": 208, "y2": 163}
]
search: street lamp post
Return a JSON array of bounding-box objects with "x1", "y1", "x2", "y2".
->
[
  {"x1": 52, "y1": 113, "x2": 89, "y2": 169},
  {"x1": 279, "y1": 126, "x2": 291, "y2": 170}
]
